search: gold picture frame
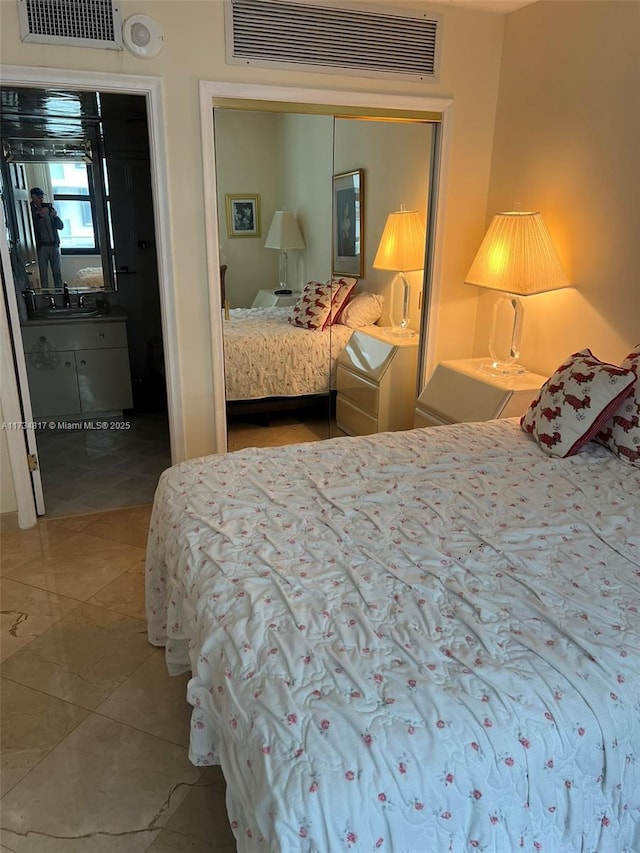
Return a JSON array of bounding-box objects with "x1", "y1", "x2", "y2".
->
[{"x1": 225, "y1": 194, "x2": 261, "y2": 238}]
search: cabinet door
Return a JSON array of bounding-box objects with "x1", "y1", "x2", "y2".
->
[
  {"x1": 76, "y1": 348, "x2": 134, "y2": 413},
  {"x1": 25, "y1": 350, "x2": 81, "y2": 418}
]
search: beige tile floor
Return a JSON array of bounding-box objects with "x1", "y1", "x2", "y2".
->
[
  {"x1": 0, "y1": 505, "x2": 236, "y2": 852},
  {"x1": 1, "y1": 415, "x2": 346, "y2": 851}
]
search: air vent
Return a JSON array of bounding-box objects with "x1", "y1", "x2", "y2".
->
[
  {"x1": 17, "y1": 0, "x2": 123, "y2": 50},
  {"x1": 225, "y1": 0, "x2": 441, "y2": 82}
]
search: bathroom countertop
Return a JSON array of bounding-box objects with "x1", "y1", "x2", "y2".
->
[{"x1": 21, "y1": 306, "x2": 128, "y2": 326}]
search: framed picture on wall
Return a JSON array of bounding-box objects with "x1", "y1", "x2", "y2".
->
[
  {"x1": 332, "y1": 169, "x2": 364, "y2": 277},
  {"x1": 226, "y1": 194, "x2": 261, "y2": 238}
]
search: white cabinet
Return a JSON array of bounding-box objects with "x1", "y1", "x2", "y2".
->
[
  {"x1": 414, "y1": 358, "x2": 547, "y2": 428},
  {"x1": 251, "y1": 289, "x2": 301, "y2": 308},
  {"x1": 336, "y1": 328, "x2": 419, "y2": 436},
  {"x1": 22, "y1": 319, "x2": 134, "y2": 419},
  {"x1": 22, "y1": 350, "x2": 81, "y2": 417}
]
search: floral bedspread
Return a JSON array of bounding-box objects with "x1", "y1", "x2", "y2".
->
[
  {"x1": 223, "y1": 306, "x2": 354, "y2": 400},
  {"x1": 146, "y1": 419, "x2": 640, "y2": 852}
]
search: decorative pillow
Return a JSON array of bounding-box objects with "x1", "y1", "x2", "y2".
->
[
  {"x1": 338, "y1": 291, "x2": 384, "y2": 328},
  {"x1": 596, "y1": 345, "x2": 640, "y2": 466},
  {"x1": 520, "y1": 348, "x2": 636, "y2": 458},
  {"x1": 288, "y1": 281, "x2": 334, "y2": 330},
  {"x1": 288, "y1": 278, "x2": 358, "y2": 330},
  {"x1": 327, "y1": 277, "x2": 358, "y2": 326}
]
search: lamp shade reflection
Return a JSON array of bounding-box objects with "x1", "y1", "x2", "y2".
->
[
  {"x1": 265, "y1": 210, "x2": 305, "y2": 294},
  {"x1": 373, "y1": 205, "x2": 426, "y2": 336}
]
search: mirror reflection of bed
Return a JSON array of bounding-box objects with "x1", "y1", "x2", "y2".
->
[{"x1": 213, "y1": 106, "x2": 434, "y2": 451}]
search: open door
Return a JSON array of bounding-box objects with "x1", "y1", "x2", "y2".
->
[{"x1": 0, "y1": 199, "x2": 45, "y2": 516}]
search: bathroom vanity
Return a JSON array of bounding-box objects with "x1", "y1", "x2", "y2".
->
[{"x1": 21, "y1": 308, "x2": 133, "y2": 419}]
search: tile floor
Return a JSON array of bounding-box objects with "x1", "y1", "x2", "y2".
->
[
  {"x1": 35, "y1": 412, "x2": 172, "y2": 518},
  {"x1": 1, "y1": 415, "x2": 347, "y2": 851},
  {"x1": 0, "y1": 505, "x2": 236, "y2": 852}
]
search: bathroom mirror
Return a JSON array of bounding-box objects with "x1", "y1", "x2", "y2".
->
[{"x1": 0, "y1": 87, "x2": 114, "y2": 295}]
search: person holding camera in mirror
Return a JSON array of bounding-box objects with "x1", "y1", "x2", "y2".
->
[{"x1": 30, "y1": 187, "x2": 64, "y2": 291}]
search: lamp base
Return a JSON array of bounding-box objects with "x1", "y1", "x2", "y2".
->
[
  {"x1": 274, "y1": 289, "x2": 292, "y2": 295},
  {"x1": 389, "y1": 326, "x2": 417, "y2": 339},
  {"x1": 479, "y1": 359, "x2": 527, "y2": 377}
]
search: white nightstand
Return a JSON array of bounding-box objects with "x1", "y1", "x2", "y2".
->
[
  {"x1": 336, "y1": 328, "x2": 419, "y2": 436},
  {"x1": 251, "y1": 289, "x2": 301, "y2": 308},
  {"x1": 414, "y1": 358, "x2": 547, "y2": 428}
]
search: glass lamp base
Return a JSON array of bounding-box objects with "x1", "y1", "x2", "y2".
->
[
  {"x1": 389, "y1": 325, "x2": 417, "y2": 339},
  {"x1": 479, "y1": 360, "x2": 527, "y2": 377}
]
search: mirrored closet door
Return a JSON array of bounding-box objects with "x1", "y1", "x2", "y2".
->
[{"x1": 212, "y1": 103, "x2": 435, "y2": 452}]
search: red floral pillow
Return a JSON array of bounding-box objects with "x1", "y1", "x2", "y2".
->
[
  {"x1": 596, "y1": 345, "x2": 640, "y2": 466},
  {"x1": 520, "y1": 349, "x2": 636, "y2": 458}
]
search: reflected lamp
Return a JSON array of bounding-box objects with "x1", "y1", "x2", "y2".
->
[
  {"x1": 465, "y1": 211, "x2": 569, "y2": 375},
  {"x1": 373, "y1": 204, "x2": 426, "y2": 338},
  {"x1": 264, "y1": 210, "x2": 306, "y2": 295}
]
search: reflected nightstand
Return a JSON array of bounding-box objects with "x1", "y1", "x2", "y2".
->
[
  {"x1": 251, "y1": 290, "x2": 301, "y2": 308},
  {"x1": 336, "y1": 327, "x2": 419, "y2": 436}
]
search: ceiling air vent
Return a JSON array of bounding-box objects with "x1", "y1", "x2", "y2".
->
[
  {"x1": 225, "y1": 0, "x2": 441, "y2": 82},
  {"x1": 17, "y1": 0, "x2": 123, "y2": 50}
]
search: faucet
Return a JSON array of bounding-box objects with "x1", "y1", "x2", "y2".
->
[
  {"x1": 78, "y1": 293, "x2": 87, "y2": 308},
  {"x1": 45, "y1": 293, "x2": 56, "y2": 308},
  {"x1": 63, "y1": 284, "x2": 71, "y2": 308}
]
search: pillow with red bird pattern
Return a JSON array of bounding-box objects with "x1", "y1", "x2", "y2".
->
[
  {"x1": 288, "y1": 278, "x2": 357, "y2": 330},
  {"x1": 520, "y1": 349, "x2": 635, "y2": 458},
  {"x1": 596, "y1": 345, "x2": 640, "y2": 466}
]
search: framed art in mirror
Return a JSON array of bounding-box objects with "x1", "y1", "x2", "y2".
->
[
  {"x1": 225, "y1": 194, "x2": 261, "y2": 238},
  {"x1": 332, "y1": 169, "x2": 364, "y2": 278}
]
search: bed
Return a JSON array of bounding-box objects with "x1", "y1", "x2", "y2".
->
[
  {"x1": 72, "y1": 266, "x2": 104, "y2": 289},
  {"x1": 147, "y1": 412, "x2": 639, "y2": 852},
  {"x1": 223, "y1": 305, "x2": 356, "y2": 402}
]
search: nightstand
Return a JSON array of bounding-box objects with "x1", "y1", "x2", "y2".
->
[
  {"x1": 414, "y1": 357, "x2": 547, "y2": 428},
  {"x1": 336, "y1": 328, "x2": 419, "y2": 436},
  {"x1": 251, "y1": 289, "x2": 301, "y2": 308}
]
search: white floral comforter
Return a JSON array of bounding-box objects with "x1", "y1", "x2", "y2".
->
[
  {"x1": 146, "y1": 419, "x2": 640, "y2": 853},
  {"x1": 223, "y1": 306, "x2": 354, "y2": 400}
]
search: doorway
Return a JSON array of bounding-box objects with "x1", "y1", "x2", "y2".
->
[{"x1": 0, "y1": 69, "x2": 181, "y2": 525}]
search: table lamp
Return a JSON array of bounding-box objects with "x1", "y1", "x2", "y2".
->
[
  {"x1": 264, "y1": 210, "x2": 306, "y2": 295},
  {"x1": 373, "y1": 204, "x2": 426, "y2": 337},
  {"x1": 465, "y1": 211, "x2": 569, "y2": 375}
]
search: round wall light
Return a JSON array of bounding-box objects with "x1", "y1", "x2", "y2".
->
[{"x1": 122, "y1": 14, "x2": 164, "y2": 59}]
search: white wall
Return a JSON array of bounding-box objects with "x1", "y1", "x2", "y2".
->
[
  {"x1": 279, "y1": 112, "x2": 334, "y2": 287},
  {"x1": 479, "y1": 0, "x2": 640, "y2": 375},
  {"x1": 0, "y1": 0, "x2": 505, "y2": 466},
  {"x1": 214, "y1": 110, "x2": 280, "y2": 307}
]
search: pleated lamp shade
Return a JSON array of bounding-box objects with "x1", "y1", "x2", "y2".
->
[
  {"x1": 264, "y1": 210, "x2": 305, "y2": 250},
  {"x1": 465, "y1": 211, "x2": 569, "y2": 295},
  {"x1": 373, "y1": 205, "x2": 426, "y2": 272}
]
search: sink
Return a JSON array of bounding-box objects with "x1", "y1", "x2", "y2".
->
[{"x1": 33, "y1": 307, "x2": 104, "y2": 319}]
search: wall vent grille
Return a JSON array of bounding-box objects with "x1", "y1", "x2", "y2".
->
[
  {"x1": 17, "y1": 0, "x2": 123, "y2": 50},
  {"x1": 225, "y1": 0, "x2": 441, "y2": 82}
]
